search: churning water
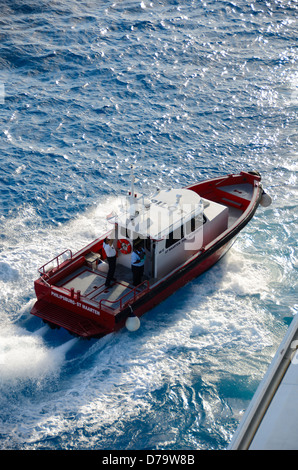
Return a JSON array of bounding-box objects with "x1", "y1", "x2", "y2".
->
[{"x1": 0, "y1": 0, "x2": 297, "y2": 450}]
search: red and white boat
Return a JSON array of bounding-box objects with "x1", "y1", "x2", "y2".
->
[{"x1": 31, "y1": 170, "x2": 271, "y2": 338}]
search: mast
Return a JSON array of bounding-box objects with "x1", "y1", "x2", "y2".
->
[
  {"x1": 129, "y1": 164, "x2": 137, "y2": 220},
  {"x1": 130, "y1": 164, "x2": 135, "y2": 202}
]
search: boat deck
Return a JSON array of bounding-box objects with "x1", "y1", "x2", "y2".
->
[
  {"x1": 56, "y1": 264, "x2": 149, "y2": 312},
  {"x1": 218, "y1": 183, "x2": 253, "y2": 201}
]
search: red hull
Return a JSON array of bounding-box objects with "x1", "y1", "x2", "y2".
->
[
  {"x1": 31, "y1": 171, "x2": 265, "y2": 338},
  {"x1": 131, "y1": 239, "x2": 233, "y2": 317}
]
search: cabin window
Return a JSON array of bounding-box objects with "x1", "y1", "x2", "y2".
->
[
  {"x1": 185, "y1": 214, "x2": 206, "y2": 236},
  {"x1": 165, "y1": 215, "x2": 206, "y2": 249},
  {"x1": 165, "y1": 225, "x2": 184, "y2": 249}
]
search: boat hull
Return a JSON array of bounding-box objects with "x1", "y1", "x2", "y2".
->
[
  {"x1": 115, "y1": 237, "x2": 235, "y2": 325},
  {"x1": 31, "y1": 237, "x2": 235, "y2": 338},
  {"x1": 30, "y1": 171, "x2": 264, "y2": 338}
]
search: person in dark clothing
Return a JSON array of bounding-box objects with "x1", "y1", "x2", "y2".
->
[{"x1": 131, "y1": 242, "x2": 146, "y2": 286}]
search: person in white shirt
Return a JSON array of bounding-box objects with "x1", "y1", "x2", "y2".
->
[
  {"x1": 131, "y1": 242, "x2": 145, "y2": 286},
  {"x1": 103, "y1": 238, "x2": 117, "y2": 288}
]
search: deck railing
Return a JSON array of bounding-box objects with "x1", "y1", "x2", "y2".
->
[
  {"x1": 99, "y1": 280, "x2": 150, "y2": 312},
  {"x1": 38, "y1": 249, "x2": 73, "y2": 276},
  {"x1": 49, "y1": 278, "x2": 150, "y2": 315},
  {"x1": 38, "y1": 249, "x2": 150, "y2": 314}
]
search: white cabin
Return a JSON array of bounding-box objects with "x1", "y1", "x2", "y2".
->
[{"x1": 113, "y1": 186, "x2": 229, "y2": 281}]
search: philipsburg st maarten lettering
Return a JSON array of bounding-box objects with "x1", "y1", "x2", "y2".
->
[{"x1": 51, "y1": 291, "x2": 100, "y2": 315}]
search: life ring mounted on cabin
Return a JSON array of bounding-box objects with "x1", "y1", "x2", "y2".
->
[{"x1": 117, "y1": 239, "x2": 132, "y2": 255}]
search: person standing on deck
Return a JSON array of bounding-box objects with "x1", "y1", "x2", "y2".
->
[
  {"x1": 131, "y1": 242, "x2": 146, "y2": 286},
  {"x1": 103, "y1": 238, "x2": 117, "y2": 288}
]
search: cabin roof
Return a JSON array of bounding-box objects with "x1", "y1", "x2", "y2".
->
[{"x1": 117, "y1": 188, "x2": 203, "y2": 240}]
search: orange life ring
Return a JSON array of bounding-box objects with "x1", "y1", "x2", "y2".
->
[{"x1": 117, "y1": 239, "x2": 132, "y2": 255}]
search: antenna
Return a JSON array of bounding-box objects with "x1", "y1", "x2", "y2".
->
[
  {"x1": 130, "y1": 164, "x2": 135, "y2": 202},
  {"x1": 129, "y1": 164, "x2": 137, "y2": 219}
]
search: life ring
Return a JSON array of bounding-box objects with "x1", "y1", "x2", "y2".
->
[{"x1": 117, "y1": 239, "x2": 132, "y2": 254}]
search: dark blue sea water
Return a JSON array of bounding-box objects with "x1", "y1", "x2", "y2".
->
[{"x1": 0, "y1": 0, "x2": 297, "y2": 451}]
